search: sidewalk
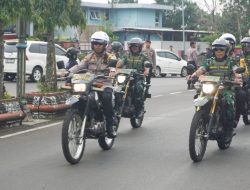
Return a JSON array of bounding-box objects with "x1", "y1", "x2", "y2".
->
[{"x1": 0, "y1": 116, "x2": 64, "y2": 137}]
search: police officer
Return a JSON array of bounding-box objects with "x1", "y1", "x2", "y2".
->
[
  {"x1": 116, "y1": 37, "x2": 151, "y2": 117},
  {"x1": 190, "y1": 38, "x2": 240, "y2": 138},
  {"x1": 63, "y1": 31, "x2": 117, "y2": 138}
]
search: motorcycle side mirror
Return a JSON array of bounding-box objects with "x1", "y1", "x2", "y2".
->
[
  {"x1": 144, "y1": 61, "x2": 152, "y2": 68},
  {"x1": 187, "y1": 64, "x2": 195, "y2": 70},
  {"x1": 108, "y1": 59, "x2": 118, "y2": 68},
  {"x1": 57, "y1": 60, "x2": 65, "y2": 69},
  {"x1": 234, "y1": 67, "x2": 245, "y2": 74}
]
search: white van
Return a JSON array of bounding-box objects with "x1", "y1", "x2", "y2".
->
[
  {"x1": 4, "y1": 41, "x2": 69, "y2": 82},
  {"x1": 154, "y1": 49, "x2": 187, "y2": 77}
]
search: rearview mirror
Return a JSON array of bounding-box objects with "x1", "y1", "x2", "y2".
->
[{"x1": 57, "y1": 61, "x2": 65, "y2": 69}]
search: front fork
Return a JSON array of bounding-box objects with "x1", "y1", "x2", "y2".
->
[{"x1": 196, "y1": 89, "x2": 220, "y2": 137}]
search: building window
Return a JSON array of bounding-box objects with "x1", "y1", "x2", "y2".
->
[
  {"x1": 90, "y1": 10, "x2": 101, "y2": 20},
  {"x1": 155, "y1": 11, "x2": 160, "y2": 27}
]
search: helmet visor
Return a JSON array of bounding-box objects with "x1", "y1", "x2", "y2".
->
[{"x1": 91, "y1": 39, "x2": 107, "y2": 45}]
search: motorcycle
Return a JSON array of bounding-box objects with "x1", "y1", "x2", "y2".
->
[
  {"x1": 61, "y1": 70, "x2": 118, "y2": 164},
  {"x1": 186, "y1": 64, "x2": 198, "y2": 89},
  {"x1": 113, "y1": 68, "x2": 151, "y2": 128},
  {"x1": 189, "y1": 67, "x2": 244, "y2": 162}
]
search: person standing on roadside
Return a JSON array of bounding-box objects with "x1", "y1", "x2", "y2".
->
[
  {"x1": 186, "y1": 41, "x2": 198, "y2": 69},
  {"x1": 186, "y1": 41, "x2": 198, "y2": 89}
]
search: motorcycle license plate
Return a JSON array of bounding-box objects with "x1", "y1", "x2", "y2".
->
[
  {"x1": 193, "y1": 96, "x2": 209, "y2": 107},
  {"x1": 66, "y1": 95, "x2": 79, "y2": 105}
]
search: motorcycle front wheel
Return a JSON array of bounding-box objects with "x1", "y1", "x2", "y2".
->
[
  {"x1": 62, "y1": 109, "x2": 86, "y2": 164},
  {"x1": 98, "y1": 136, "x2": 115, "y2": 150},
  {"x1": 189, "y1": 110, "x2": 208, "y2": 162},
  {"x1": 130, "y1": 111, "x2": 144, "y2": 128}
]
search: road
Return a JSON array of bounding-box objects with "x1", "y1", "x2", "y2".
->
[{"x1": 1, "y1": 77, "x2": 250, "y2": 190}]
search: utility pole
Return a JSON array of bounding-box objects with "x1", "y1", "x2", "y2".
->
[{"x1": 181, "y1": 0, "x2": 186, "y2": 58}]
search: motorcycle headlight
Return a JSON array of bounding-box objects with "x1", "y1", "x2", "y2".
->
[
  {"x1": 117, "y1": 75, "x2": 126, "y2": 83},
  {"x1": 202, "y1": 83, "x2": 214, "y2": 94},
  {"x1": 73, "y1": 84, "x2": 87, "y2": 92}
]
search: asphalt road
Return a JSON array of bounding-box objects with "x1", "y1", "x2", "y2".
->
[{"x1": 1, "y1": 77, "x2": 250, "y2": 190}]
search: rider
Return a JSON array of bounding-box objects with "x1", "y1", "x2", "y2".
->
[
  {"x1": 220, "y1": 33, "x2": 237, "y2": 59},
  {"x1": 238, "y1": 37, "x2": 250, "y2": 124},
  {"x1": 64, "y1": 31, "x2": 117, "y2": 138},
  {"x1": 111, "y1": 41, "x2": 124, "y2": 59},
  {"x1": 220, "y1": 33, "x2": 250, "y2": 125},
  {"x1": 64, "y1": 47, "x2": 79, "y2": 84},
  {"x1": 190, "y1": 38, "x2": 240, "y2": 138},
  {"x1": 116, "y1": 37, "x2": 152, "y2": 117},
  {"x1": 65, "y1": 47, "x2": 79, "y2": 70}
]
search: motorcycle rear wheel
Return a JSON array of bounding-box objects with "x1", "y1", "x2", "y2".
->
[
  {"x1": 189, "y1": 110, "x2": 208, "y2": 162},
  {"x1": 62, "y1": 110, "x2": 86, "y2": 164}
]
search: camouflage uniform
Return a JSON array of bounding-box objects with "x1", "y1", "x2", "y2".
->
[
  {"x1": 201, "y1": 57, "x2": 236, "y2": 127},
  {"x1": 120, "y1": 52, "x2": 151, "y2": 114}
]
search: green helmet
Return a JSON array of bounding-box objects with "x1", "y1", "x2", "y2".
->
[{"x1": 111, "y1": 41, "x2": 123, "y2": 52}]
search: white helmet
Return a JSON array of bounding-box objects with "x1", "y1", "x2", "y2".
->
[
  {"x1": 220, "y1": 33, "x2": 236, "y2": 45},
  {"x1": 90, "y1": 31, "x2": 109, "y2": 46}
]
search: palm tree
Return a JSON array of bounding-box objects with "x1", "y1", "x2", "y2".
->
[{"x1": 34, "y1": 0, "x2": 86, "y2": 92}]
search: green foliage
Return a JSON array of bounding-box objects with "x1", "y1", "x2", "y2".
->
[
  {"x1": 199, "y1": 33, "x2": 222, "y2": 45},
  {"x1": 37, "y1": 77, "x2": 61, "y2": 93},
  {"x1": 99, "y1": 16, "x2": 118, "y2": 42},
  {"x1": 33, "y1": 0, "x2": 86, "y2": 92},
  {"x1": 0, "y1": 92, "x2": 13, "y2": 100}
]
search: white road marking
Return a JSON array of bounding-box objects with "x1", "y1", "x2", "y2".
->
[
  {"x1": 153, "y1": 95, "x2": 164, "y2": 98},
  {"x1": 169, "y1": 92, "x2": 182, "y2": 95},
  {"x1": 0, "y1": 121, "x2": 63, "y2": 139}
]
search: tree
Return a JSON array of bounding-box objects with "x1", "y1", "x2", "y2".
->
[
  {"x1": 0, "y1": 0, "x2": 33, "y2": 98},
  {"x1": 34, "y1": 0, "x2": 86, "y2": 92},
  {"x1": 156, "y1": 0, "x2": 209, "y2": 31},
  {"x1": 219, "y1": 0, "x2": 250, "y2": 41}
]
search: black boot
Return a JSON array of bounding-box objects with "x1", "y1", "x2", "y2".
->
[
  {"x1": 243, "y1": 115, "x2": 250, "y2": 125},
  {"x1": 106, "y1": 119, "x2": 117, "y2": 138}
]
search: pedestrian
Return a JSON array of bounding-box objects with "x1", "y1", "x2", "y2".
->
[
  {"x1": 186, "y1": 41, "x2": 198, "y2": 69},
  {"x1": 142, "y1": 39, "x2": 156, "y2": 73},
  {"x1": 169, "y1": 45, "x2": 174, "y2": 52}
]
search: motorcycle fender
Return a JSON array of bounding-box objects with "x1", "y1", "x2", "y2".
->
[
  {"x1": 66, "y1": 95, "x2": 80, "y2": 105},
  {"x1": 193, "y1": 96, "x2": 209, "y2": 107}
]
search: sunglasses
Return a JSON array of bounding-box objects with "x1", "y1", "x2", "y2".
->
[
  {"x1": 92, "y1": 42, "x2": 104, "y2": 46},
  {"x1": 130, "y1": 44, "x2": 140, "y2": 48},
  {"x1": 214, "y1": 48, "x2": 226, "y2": 51}
]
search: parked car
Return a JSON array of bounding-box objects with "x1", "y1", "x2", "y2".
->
[
  {"x1": 4, "y1": 40, "x2": 71, "y2": 82},
  {"x1": 154, "y1": 49, "x2": 187, "y2": 77}
]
